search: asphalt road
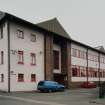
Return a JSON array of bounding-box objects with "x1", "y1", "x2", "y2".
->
[
  {"x1": 0, "y1": 97, "x2": 41, "y2": 105},
  {"x1": 0, "y1": 88, "x2": 104, "y2": 105}
]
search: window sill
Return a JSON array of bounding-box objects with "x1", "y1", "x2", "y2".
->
[
  {"x1": 18, "y1": 81, "x2": 24, "y2": 82},
  {"x1": 18, "y1": 62, "x2": 24, "y2": 64},
  {"x1": 31, "y1": 81, "x2": 36, "y2": 82},
  {"x1": 31, "y1": 63, "x2": 36, "y2": 66}
]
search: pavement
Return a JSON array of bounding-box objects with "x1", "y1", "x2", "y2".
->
[{"x1": 0, "y1": 88, "x2": 105, "y2": 105}]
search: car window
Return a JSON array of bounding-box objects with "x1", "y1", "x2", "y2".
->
[
  {"x1": 55, "y1": 82, "x2": 58, "y2": 85},
  {"x1": 38, "y1": 81, "x2": 44, "y2": 85},
  {"x1": 46, "y1": 82, "x2": 53, "y2": 85},
  {"x1": 45, "y1": 81, "x2": 57, "y2": 85}
]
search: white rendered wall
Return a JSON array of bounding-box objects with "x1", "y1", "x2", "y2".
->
[
  {"x1": 0, "y1": 22, "x2": 8, "y2": 91},
  {"x1": 9, "y1": 22, "x2": 44, "y2": 91}
]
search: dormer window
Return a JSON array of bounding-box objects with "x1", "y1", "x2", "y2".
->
[{"x1": 17, "y1": 29, "x2": 24, "y2": 39}]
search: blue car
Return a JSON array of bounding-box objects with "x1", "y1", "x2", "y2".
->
[{"x1": 37, "y1": 80, "x2": 65, "y2": 92}]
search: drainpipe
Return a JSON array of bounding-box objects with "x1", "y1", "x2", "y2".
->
[
  {"x1": 51, "y1": 35, "x2": 53, "y2": 80},
  {"x1": 7, "y1": 21, "x2": 10, "y2": 93},
  {"x1": 86, "y1": 48, "x2": 88, "y2": 87},
  {"x1": 98, "y1": 53, "x2": 100, "y2": 86}
]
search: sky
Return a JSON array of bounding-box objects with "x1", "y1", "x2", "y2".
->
[{"x1": 0, "y1": 0, "x2": 105, "y2": 48}]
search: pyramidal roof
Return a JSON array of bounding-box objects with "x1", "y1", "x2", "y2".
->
[
  {"x1": 37, "y1": 18, "x2": 71, "y2": 39},
  {"x1": 95, "y1": 46, "x2": 105, "y2": 53}
]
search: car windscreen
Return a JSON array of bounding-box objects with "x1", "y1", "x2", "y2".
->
[{"x1": 38, "y1": 81, "x2": 44, "y2": 86}]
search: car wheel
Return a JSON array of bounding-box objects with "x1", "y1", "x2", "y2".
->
[
  {"x1": 48, "y1": 89, "x2": 52, "y2": 93},
  {"x1": 40, "y1": 90, "x2": 44, "y2": 93},
  {"x1": 60, "y1": 88, "x2": 64, "y2": 92},
  {"x1": 52, "y1": 89, "x2": 56, "y2": 92},
  {"x1": 44, "y1": 89, "x2": 49, "y2": 93}
]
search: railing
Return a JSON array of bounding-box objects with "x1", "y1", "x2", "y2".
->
[{"x1": 99, "y1": 82, "x2": 105, "y2": 98}]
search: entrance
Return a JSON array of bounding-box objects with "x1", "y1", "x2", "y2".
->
[{"x1": 53, "y1": 74, "x2": 66, "y2": 86}]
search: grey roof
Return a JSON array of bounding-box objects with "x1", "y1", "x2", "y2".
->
[
  {"x1": 0, "y1": 11, "x2": 5, "y2": 21},
  {"x1": 37, "y1": 18, "x2": 71, "y2": 39},
  {"x1": 95, "y1": 46, "x2": 105, "y2": 53}
]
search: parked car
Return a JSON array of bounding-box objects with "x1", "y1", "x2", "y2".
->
[
  {"x1": 81, "y1": 81, "x2": 96, "y2": 88},
  {"x1": 37, "y1": 80, "x2": 65, "y2": 92}
]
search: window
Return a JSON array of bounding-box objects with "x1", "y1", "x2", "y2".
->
[
  {"x1": 30, "y1": 53, "x2": 36, "y2": 65},
  {"x1": 80, "y1": 66, "x2": 86, "y2": 77},
  {"x1": 88, "y1": 54, "x2": 98, "y2": 62},
  {"x1": 72, "y1": 65, "x2": 78, "y2": 77},
  {"x1": 18, "y1": 74, "x2": 24, "y2": 82},
  {"x1": 18, "y1": 51, "x2": 24, "y2": 64},
  {"x1": 71, "y1": 48, "x2": 78, "y2": 57},
  {"x1": 100, "y1": 57, "x2": 105, "y2": 64},
  {"x1": 31, "y1": 34, "x2": 36, "y2": 42},
  {"x1": 72, "y1": 65, "x2": 87, "y2": 77},
  {"x1": 94, "y1": 56, "x2": 98, "y2": 62},
  {"x1": 88, "y1": 54, "x2": 93, "y2": 61},
  {"x1": 80, "y1": 51, "x2": 86, "y2": 59},
  {"x1": 31, "y1": 74, "x2": 36, "y2": 82},
  {"x1": 0, "y1": 51, "x2": 4, "y2": 64},
  {"x1": 53, "y1": 50, "x2": 59, "y2": 69},
  {"x1": 88, "y1": 68, "x2": 98, "y2": 78},
  {"x1": 72, "y1": 48, "x2": 87, "y2": 59},
  {"x1": 17, "y1": 29, "x2": 24, "y2": 39},
  {"x1": 0, "y1": 25, "x2": 3, "y2": 39},
  {"x1": 0, "y1": 74, "x2": 4, "y2": 82}
]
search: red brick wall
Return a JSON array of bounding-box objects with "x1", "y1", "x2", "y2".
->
[
  {"x1": 67, "y1": 41, "x2": 72, "y2": 88},
  {"x1": 44, "y1": 33, "x2": 53, "y2": 80},
  {"x1": 44, "y1": 34, "x2": 72, "y2": 88}
]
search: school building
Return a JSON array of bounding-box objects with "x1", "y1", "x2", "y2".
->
[{"x1": 0, "y1": 11, "x2": 105, "y2": 92}]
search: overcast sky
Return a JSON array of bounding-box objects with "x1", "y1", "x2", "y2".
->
[{"x1": 0, "y1": 0, "x2": 105, "y2": 48}]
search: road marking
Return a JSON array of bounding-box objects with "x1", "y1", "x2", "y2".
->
[{"x1": 0, "y1": 95, "x2": 66, "y2": 105}]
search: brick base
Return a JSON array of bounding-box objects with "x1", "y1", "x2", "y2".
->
[
  {"x1": 68, "y1": 82, "x2": 82, "y2": 88},
  {"x1": 67, "y1": 81, "x2": 100, "y2": 89}
]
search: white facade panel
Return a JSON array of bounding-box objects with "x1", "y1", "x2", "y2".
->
[
  {"x1": 100, "y1": 78, "x2": 105, "y2": 81},
  {"x1": 72, "y1": 57, "x2": 87, "y2": 67},
  {"x1": 71, "y1": 77, "x2": 86, "y2": 82},
  {"x1": 88, "y1": 78, "x2": 99, "y2": 81}
]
